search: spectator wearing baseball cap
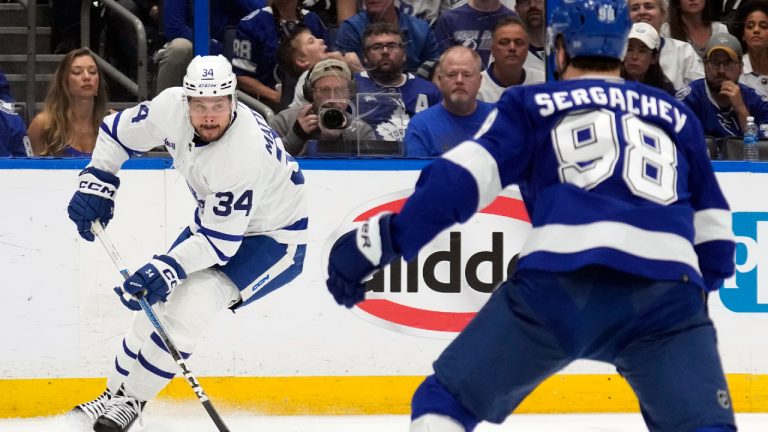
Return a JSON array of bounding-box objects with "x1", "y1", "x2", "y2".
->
[
  {"x1": 621, "y1": 22, "x2": 676, "y2": 95},
  {"x1": 269, "y1": 58, "x2": 375, "y2": 156},
  {"x1": 677, "y1": 32, "x2": 768, "y2": 138}
]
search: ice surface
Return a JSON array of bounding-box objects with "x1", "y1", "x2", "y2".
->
[{"x1": 1, "y1": 403, "x2": 766, "y2": 432}]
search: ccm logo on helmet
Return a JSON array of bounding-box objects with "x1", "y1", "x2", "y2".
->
[{"x1": 334, "y1": 190, "x2": 531, "y2": 338}]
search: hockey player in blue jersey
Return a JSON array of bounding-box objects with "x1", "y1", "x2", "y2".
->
[
  {"x1": 66, "y1": 55, "x2": 307, "y2": 432},
  {"x1": 324, "y1": 0, "x2": 737, "y2": 430}
]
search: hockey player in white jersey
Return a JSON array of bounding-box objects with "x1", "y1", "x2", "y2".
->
[
  {"x1": 66, "y1": 55, "x2": 307, "y2": 432},
  {"x1": 325, "y1": 0, "x2": 737, "y2": 431}
]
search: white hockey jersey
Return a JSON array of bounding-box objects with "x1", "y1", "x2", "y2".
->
[{"x1": 89, "y1": 88, "x2": 307, "y2": 275}]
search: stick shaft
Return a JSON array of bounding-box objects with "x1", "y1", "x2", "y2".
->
[{"x1": 91, "y1": 221, "x2": 231, "y2": 432}]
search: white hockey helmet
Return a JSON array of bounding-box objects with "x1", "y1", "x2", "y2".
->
[{"x1": 183, "y1": 55, "x2": 237, "y2": 98}]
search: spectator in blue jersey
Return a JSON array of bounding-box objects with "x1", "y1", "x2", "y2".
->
[
  {"x1": 270, "y1": 58, "x2": 375, "y2": 155},
  {"x1": 0, "y1": 70, "x2": 12, "y2": 102},
  {"x1": 514, "y1": 0, "x2": 546, "y2": 74},
  {"x1": 477, "y1": 16, "x2": 545, "y2": 103},
  {"x1": 621, "y1": 23, "x2": 676, "y2": 95},
  {"x1": 334, "y1": 0, "x2": 440, "y2": 72},
  {"x1": 325, "y1": 0, "x2": 737, "y2": 430},
  {"x1": 355, "y1": 22, "x2": 442, "y2": 142},
  {"x1": 232, "y1": 0, "x2": 326, "y2": 109},
  {"x1": 405, "y1": 46, "x2": 494, "y2": 157},
  {"x1": 396, "y1": 0, "x2": 443, "y2": 25},
  {"x1": 155, "y1": 0, "x2": 265, "y2": 94},
  {"x1": 435, "y1": 0, "x2": 516, "y2": 68},
  {"x1": 0, "y1": 101, "x2": 30, "y2": 157},
  {"x1": 677, "y1": 32, "x2": 768, "y2": 138}
]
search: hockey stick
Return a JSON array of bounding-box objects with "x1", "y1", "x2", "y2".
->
[{"x1": 91, "y1": 221, "x2": 231, "y2": 432}]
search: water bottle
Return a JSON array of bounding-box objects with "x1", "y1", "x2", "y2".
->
[{"x1": 744, "y1": 116, "x2": 759, "y2": 161}]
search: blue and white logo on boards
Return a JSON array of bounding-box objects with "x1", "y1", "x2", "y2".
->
[{"x1": 720, "y1": 212, "x2": 768, "y2": 312}]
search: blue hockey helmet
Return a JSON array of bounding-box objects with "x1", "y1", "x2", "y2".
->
[{"x1": 546, "y1": 0, "x2": 631, "y2": 79}]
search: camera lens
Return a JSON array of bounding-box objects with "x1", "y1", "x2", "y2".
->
[{"x1": 319, "y1": 108, "x2": 347, "y2": 130}]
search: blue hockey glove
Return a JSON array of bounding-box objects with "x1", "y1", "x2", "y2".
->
[
  {"x1": 326, "y1": 213, "x2": 401, "y2": 308},
  {"x1": 67, "y1": 167, "x2": 120, "y2": 241},
  {"x1": 119, "y1": 255, "x2": 187, "y2": 309}
]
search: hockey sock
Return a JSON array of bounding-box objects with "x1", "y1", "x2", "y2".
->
[{"x1": 411, "y1": 375, "x2": 480, "y2": 432}]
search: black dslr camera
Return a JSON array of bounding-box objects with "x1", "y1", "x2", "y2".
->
[{"x1": 319, "y1": 106, "x2": 347, "y2": 129}]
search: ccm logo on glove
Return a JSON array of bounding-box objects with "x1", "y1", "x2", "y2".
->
[{"x1": 79, "y1": 180, "x2": 117, "y2": 197}]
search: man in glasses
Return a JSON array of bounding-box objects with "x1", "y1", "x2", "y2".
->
[
  {"x1": 270, "y1": 58, "x2": 375, "y2": 155},
  {"x1": 334, "y1": 0, "x2": 440, "y2": 72},
  {"x1": 677, "y1": 32, "x2": 768, "y2": 138}
]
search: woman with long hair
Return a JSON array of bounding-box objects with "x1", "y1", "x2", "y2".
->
[
  {"x1": 622, "y1": 22, "x2": 677, "y2": 94},
  {"x1": 28, "y1": 48, "x2": 108, "y2": 156},
  {"x1": 732, "y1": 0, "x2": 768, "y2": 96},
  {"x1": 664, "y1": 0, "x2": 728, "y2": 57}
]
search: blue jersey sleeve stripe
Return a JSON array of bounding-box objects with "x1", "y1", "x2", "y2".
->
[
  {"x1": 693, "y1": 209, "x2": 734, "y2": 245},
  {"x1": 198, "y1": 226, "x2": 244, "y2": 242},
  {"x1": 519, "y1": 221, "x2": 701, "y2": 273},
  {"x1": 137, "y1": 352, "x2": 176, "y2": 379},
  {"x1": 443, "y1": 141, "x2": 502, "y2": 209},
  {"x1": 99, "y1": 111, "x2": 140, "y2": 157},
  {"x1": 282, "y1": 217, "x2": 308, "y2": 231},
  {"x1": 201, "y1": 232, "x2": 232, "y2": 262}
]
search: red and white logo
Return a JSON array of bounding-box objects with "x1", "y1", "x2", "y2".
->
[{"x1": 324, "y1": 188, "x2": 531, "y2": 339}]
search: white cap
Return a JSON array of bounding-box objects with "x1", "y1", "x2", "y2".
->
[{"x1": 628, "y1": 22, "x2": 660, "y2": 50}]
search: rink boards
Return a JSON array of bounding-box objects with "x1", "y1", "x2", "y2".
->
[{"x1": 1, "y1": 158, "x2": 768, "y2": 417}]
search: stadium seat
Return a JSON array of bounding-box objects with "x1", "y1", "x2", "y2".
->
[{"x1": 705, "y1": 136, "x2": 721, "y2": 160}]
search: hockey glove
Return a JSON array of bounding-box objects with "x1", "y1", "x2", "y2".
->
[
  {"x1": 119, "y1": 255, "x2": 187, "y2": 309},
  {"x1": 67, "y1": 167, "x2": 120, "y2": 241},
  {"x1": 326, "y1": 213, "x2": 401, "y2": 308}
]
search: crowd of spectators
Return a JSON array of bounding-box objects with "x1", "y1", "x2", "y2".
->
[{"x1": 5, "y1": 0, "x2": 768, "y2": 158}]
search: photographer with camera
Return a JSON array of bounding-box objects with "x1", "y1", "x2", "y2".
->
[{"x1": 270, "y1": 58, "x2": 375, "y2": 156}]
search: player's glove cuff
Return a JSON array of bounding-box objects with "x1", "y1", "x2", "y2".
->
[
  {"x1": 357, "y1": 212, "x2": 400, "y2": 269},
  {"x1": 76, "y1": 167, "x2": 120, "y2": 199}
]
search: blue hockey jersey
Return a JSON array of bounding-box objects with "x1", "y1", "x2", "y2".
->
[
  {"x1": 0, "y1": 101, "x2": 30, "y2": 157},
  {"x1": 354, "y1": 71, "x2": 442, "y2": 141},
  {"x1": 232, "y1": 7, "x2": 326, "y2": 88},
  {"x1": 676, "y1": 79, "x2": 768, "y2": 138},
  {"x1": 392, "y1": 77, "x2": 735, "y2": 291}
]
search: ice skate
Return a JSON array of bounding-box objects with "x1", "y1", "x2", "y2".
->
[
  {"x1": 93, "y1": 388, "x2": 146, "y2": 432},
  {"x1": 70, "y1": 388, "x2": 113, "y2": 423}
]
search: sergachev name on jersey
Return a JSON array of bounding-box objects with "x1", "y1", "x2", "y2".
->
[
  {"x1": 721, "y1": 212, "x2": 768, "y2": 312},
  {"x1": 534, "y1": 86, "x2": 688, "y2": 133},
  {"x1": 330, "y1": 189, "x2": 531, "y2": 338},
  {"x1": 163, "y1": 138, "x2": 176, "y2": 149}
]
